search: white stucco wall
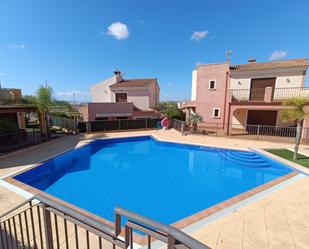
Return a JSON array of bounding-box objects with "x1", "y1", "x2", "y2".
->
[
  {"x1": 191, "y1": 69, "x2": 197, "y2": 101},
  {"x1": 230, "y1": 67, "x2": 306, "y2": 90},
  {"x1": 229, "y1": 77, "x2": 251, "y2": 89},
  {"x1": 128, "y1": 95, "x2": 150, "y2": 110},
  {"x1": 111, "y1": 88, "x2": 151, "y2": 110},
  {"x1": 90, "y1": 76, "x2": 118, "y2": 102},
  {"x1": 275, "y1": 74, "x2": 305, "y2": 88},
  {"x1": 232, "y1": 109, "x2": 247, "y2": 128}
]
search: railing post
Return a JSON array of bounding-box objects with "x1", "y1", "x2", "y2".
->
[
  {"x1": 118, "y1": 119, "x2": 121, "y2": 130},
  {"x1": 257, "y1": 125, "x2": 260, "y2": 140},
  {"x1": 167, "y1": 235, "x2": 176, "y2": 249},
  {"x1": 181, "y1": 121, "x2": 185, "y2": 136},
  {"x1": 145, "y1": 118, "x2": 148, "y2": 129},
  {"x1": 42, "y1": 204, "x2": 54, "y2": 249},
  {"x1": 86, "y1": 121, "x2": 91, "y2": 133},
  {"x1": 264, "y1": 87, "x2": 273, "y2": 103},
  {"x1": 125, "y1": 225, "x2": 133, "y2": 249},
  {"x1": 115, "y1": 213, "x2": 121, "y2": 237}
]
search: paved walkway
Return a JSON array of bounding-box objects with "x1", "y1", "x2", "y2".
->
[{"x1": 0, "y1": 129, "x2": 309, "y2": 249}]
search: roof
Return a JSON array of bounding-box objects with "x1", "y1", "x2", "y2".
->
[
  {"x1": 0, "y1": 105, "x2": 37, "y2": 113},
  {"x1": 230, "y1": 58, "x2": 308, "y2": 72},
  {"x1": 110, "y1": 78, "x2": 157, "y2": 88}
]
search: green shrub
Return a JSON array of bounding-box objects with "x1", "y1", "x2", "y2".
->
[{"x1": 163, "y1": 108, "x2": 186, "y2": 120}]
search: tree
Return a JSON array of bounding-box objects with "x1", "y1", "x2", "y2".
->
[
  {"x1": 281, "y1": 97, "x2": 309, "y2": 160},
  {"x1": 36, "y1": 86, "x2": 53, "y2": 138},
  {"x1": 22, "y1": 95, "x2": 37, "y2": 105},
  {"x1": 158, "y1": 102, "x2": 186, "y2": 120},
  {"x1": 163, "y1": 108, "x2": 186, "y2": 120},
  {"x1": 188, "y1": 112, "x2": 203, "y2": 134}
]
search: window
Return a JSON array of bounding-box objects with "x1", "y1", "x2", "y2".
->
[
  {"x1": 209, "y1": 80, "x2": 216, "y2": 90},
  {"x1": 213, "y1": 108, "x2": 220, "y2": 118},
  {"x1": 115, "y1": 93, "x2": 127, "y2": 102}
]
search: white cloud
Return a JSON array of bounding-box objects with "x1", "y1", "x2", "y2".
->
[
  {"x1": 269, "y1": 50, "x2": 289, "y2": 60},
  {"x1": 9, "y1": 44, "x2": 27, "y2": 49},
  {"x1": 191, "y1": 30, "x2": 209, "y2": 42},
  {"x1": 107, "y1": 22, "x2": 129, "y2": 40},
  {"x1": 137, "y1": 19, "x2": 145, "y2": 24},
  {"x1": 167, "y1": 83, "x2": 174, "y2": 87},
  {"x1": 0, "y1": 72, "x2": 7, "y2": 76}
]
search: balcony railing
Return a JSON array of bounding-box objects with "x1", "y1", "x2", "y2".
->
[
  {"x1": 231, "y1": 88, "x2": 265, "y2": 102},
  {"x1": 231, "y1": 87, "x2": 309, "y2": 102},
  {"x1": 273, "y1": 87, "x2": 309, "y2": 101}
]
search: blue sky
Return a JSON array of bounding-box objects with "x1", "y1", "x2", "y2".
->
[{"x1": 0, "y1": 0, "x2": 308, "y2": 102}]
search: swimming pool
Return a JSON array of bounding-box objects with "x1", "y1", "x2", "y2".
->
[{"x1": 13, "y1": 136, "x2": 293, "y2": 226}]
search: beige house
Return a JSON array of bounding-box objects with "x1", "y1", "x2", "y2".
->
[{"x1": 81, "y1": 71, "x2": 160, "y2": 121}]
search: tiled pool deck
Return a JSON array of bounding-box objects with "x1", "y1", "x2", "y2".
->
[{"x1": 1, "y1": 129, "x2": 309, "y2": 248}]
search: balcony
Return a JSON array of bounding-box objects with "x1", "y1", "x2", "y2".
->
[{"x1": 231, "y1": 87, "x2": 309, "y2": 103}]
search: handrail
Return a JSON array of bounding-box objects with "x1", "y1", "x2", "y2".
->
[
  {"x1": 0, "y1": 197, "x2": 35, "y2": 220},
  {"x1": 35, "y1": 194, "x2": 117, "y2": 237},
  {"x1": 115, "y1": 207, "x2": 210, "y2": 249},
  {"x1": 1, "y1": 194, "x2": 210, "y2": 249}
]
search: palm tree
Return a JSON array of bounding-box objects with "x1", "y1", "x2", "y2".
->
[
  {"x1": 281, "y1": 97, "x2": 309, "y2": 160},
  {"x1": 188, "y1": 112, "x2": 203, "y2": 134},
  {"x1": 36, "y1": 86, "x2": 53, "y2": 139}
]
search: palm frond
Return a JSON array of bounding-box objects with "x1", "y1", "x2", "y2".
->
[{"x1": 281, "y1": 97, "x2": 309, "y2": 122}]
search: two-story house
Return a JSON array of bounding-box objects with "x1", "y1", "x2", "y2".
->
[
  {"x1": 181, "y1": 58, "x2": 309, "y2": 135},
  {"x1": 80, "y1": 71, "x2": 160, "y2": 121}
]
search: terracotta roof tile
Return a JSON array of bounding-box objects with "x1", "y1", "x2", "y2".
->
[
  {"x1": 110, "y1": 78, "x2": 156, "y2": 88},
  {"x1": 230, "y1": 58, "x2": 308, "y2": 72}
]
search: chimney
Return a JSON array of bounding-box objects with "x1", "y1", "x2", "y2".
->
[
  {"x1": 248, "y1": 57, "x2": 256, "y2": 63},
  {"x1": 113, "y1": 69, "x2": 123, "y2": 82}
]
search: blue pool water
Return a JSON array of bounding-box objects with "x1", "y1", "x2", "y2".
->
[{"x1": 14, "y1": 136, "x2": 292, "y2": 225}]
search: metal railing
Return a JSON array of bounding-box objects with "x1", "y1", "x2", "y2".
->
[
  {"x1": 115, "y1": 208, "x2": 209, "y2": 249},
  {"x1": 183, "y1": 122, "x2": 309, "y2": 144},
  {"x1": 273, "y1": 87, "x2": 309, "y2": 101},
  {"x1": 231, "y1": 87, "x2": 309, "y2": 102},
  {"x1": 231, "y1": 88, "x2": 265, "y2": 102},
  {"x1": 171, "y1": 119, "x2": 185, "y2": 135},
  {"x1": 51, "y1": 116, "x2": 79, "y2": 134},
  {"x1": 228, "y1": 124, "x2": 305, "y2": 143},
  {"x1": 0, "y1": 195, "x2": 210, "y2": 249},
  {"x1": 0, "y1": 129, "x2": 41, "y2": 153}
]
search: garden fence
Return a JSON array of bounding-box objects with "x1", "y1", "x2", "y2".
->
[
  {"x1": 0, "y1": 129, "x2": 41, "y2": 153},
  {"x1": 79, "y1": 118, "x2": 162, "y2": 133},
  {"x1": 51, "y1": 116, "x2": 78, "y2": 133},
  {"x1": 195, "y1": 122, "x2": 309, "y2": 144}
]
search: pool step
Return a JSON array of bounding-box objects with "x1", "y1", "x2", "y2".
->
[{"x1": 221, "y1": 151, "x2": 271, "y2": 168}]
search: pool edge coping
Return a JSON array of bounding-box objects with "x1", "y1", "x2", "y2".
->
[{"x1": 1, "y1": 133, "x2": 306, "y2": 246}]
